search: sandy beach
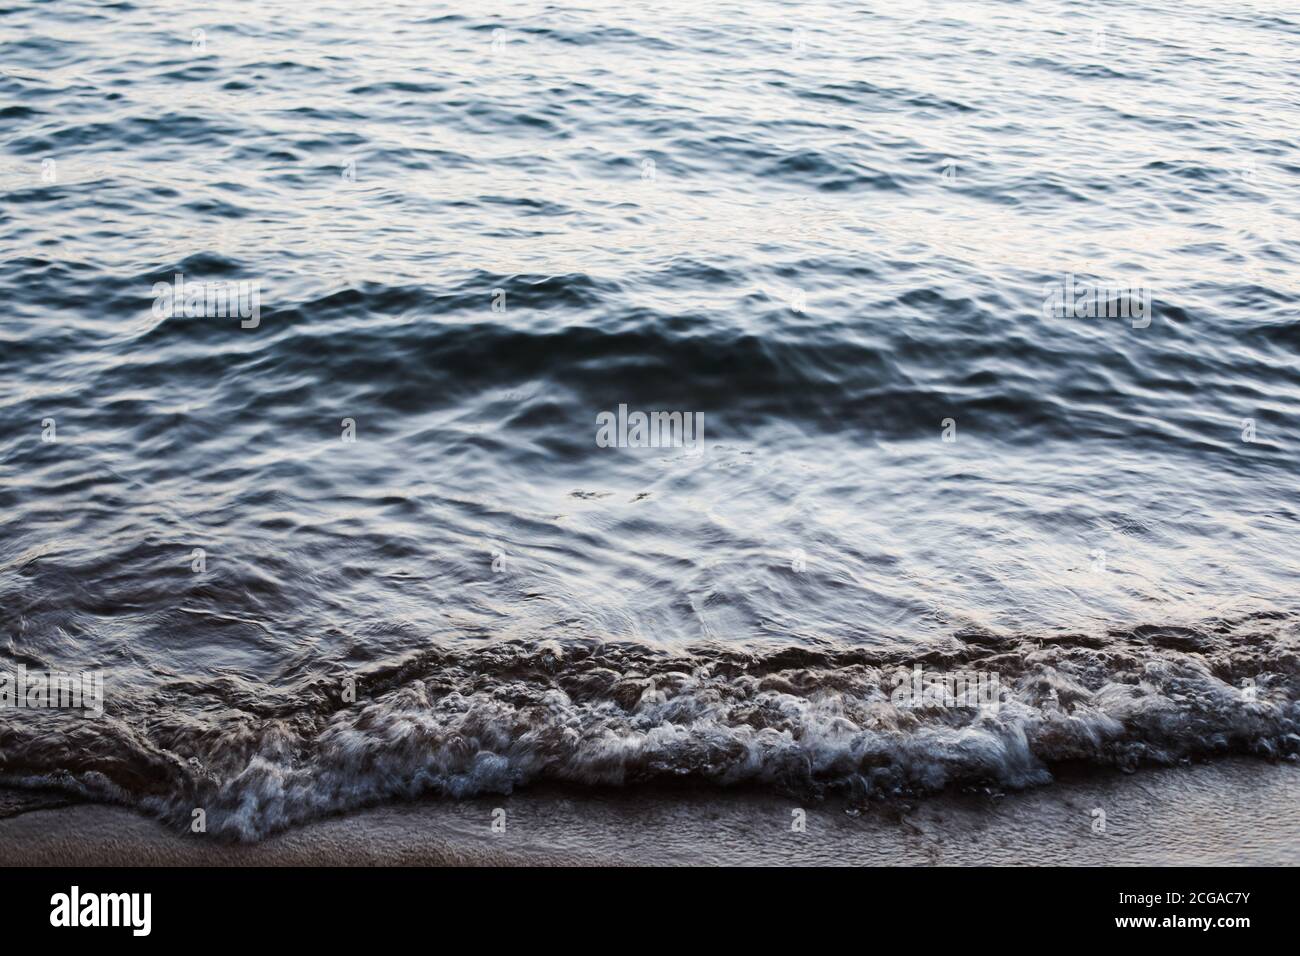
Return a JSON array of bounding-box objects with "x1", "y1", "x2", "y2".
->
[{"x1": 2, "y1": 758, "x2": 1295, "y2": 867}]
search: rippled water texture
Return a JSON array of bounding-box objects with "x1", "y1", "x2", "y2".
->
[{"x1": 1, "y1": 1, "x2": 1297, "y2": 838}]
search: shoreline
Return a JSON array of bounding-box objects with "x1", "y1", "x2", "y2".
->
[{"x1": 0, "y1": 757, "x2": 1295, "y2": 866}]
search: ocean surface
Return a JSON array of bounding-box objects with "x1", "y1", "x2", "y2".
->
[{"x1": 1, "y1": 0, "x2": 1297, "y2": 841}]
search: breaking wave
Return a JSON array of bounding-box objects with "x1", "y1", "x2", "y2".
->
[{"x1": 3, "y1": 614, "x2": 1296, "y2": 841}]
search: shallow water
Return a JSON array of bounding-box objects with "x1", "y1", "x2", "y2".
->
[
  {"x1": 1, "y1": 0, "x2": 1297, "y2": 839},
  {"x1": 4, "y1": 760, "x2": 1298, "y2": 865}
]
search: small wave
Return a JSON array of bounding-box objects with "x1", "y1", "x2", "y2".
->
[{"x1": 1, "y1": 615, "x2": 1295, "y2": 841}]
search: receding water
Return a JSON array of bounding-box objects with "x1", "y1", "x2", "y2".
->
[{"x1": 0, "y1": 0, "x2": 1297, "y2": 840}]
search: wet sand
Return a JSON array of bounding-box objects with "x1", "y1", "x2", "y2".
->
[{"x1": 1, "y1": 758, "x2": 1295, "y2": 866}]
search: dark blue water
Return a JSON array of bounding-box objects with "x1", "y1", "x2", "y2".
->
[{"x1": 1, "y1": 1, "x2": 1297, "y2": 839}]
